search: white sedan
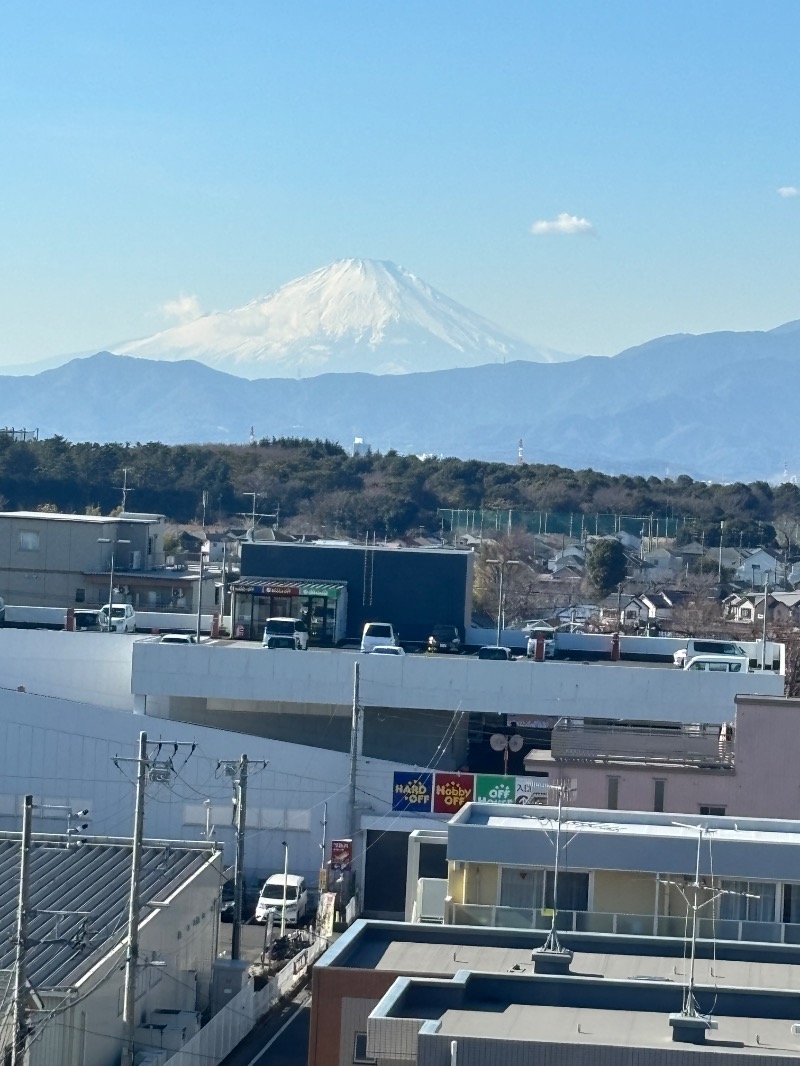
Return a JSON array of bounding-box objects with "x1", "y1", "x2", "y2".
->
[{"x1": 369, "y1": 645, "x2": 406, "y2": 657}]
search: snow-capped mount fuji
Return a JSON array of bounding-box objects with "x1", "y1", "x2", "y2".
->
[{"x1": 114, "y1": 259, "x2": 572, "y2": 378}]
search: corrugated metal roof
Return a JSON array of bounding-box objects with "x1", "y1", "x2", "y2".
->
[
  {"x1": 0, "y1": 838, "x2": 214, "y2": 989},
  {"x1": 231, "y1": 577, "x2": 347, "y2": 597}
]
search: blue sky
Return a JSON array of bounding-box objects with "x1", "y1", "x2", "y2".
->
[{"x1": 2, "y1": 1, "x2": 799, "y2": 363}]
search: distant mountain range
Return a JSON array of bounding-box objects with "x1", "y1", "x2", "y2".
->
[
  {"x1": 114, "y1": 259, "x2": 572, "y2": 376},
  {"x1": 2, "y1": 316, "x2": 800, "y2": 482}
]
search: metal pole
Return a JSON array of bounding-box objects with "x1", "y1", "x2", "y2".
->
[
  {"x1": 347, "y1": 662, "x2": 361, "y2": 844},
  {"x1": 107, "y1": 550, "x2": 115, "y2": 630},
  {"x1": 280, "y1": 841, "x2": 289, "y2": 939},
  {"x1": 761, "y1": 575, "x2": 769, "y2": 670},
  {"x1": 685, "y1": 828, "x2": 703, "y2": 1017},
  {"x1": 718, "y1": 521, "x2": 724, "y2": 583},
  {"x1": 496, "y1": 566, "x2": 503, "y2": 646},
  {"x1": 231, "y1": 753, "x2": 248, "y2": 961},
  {"x1": 320, "y1": 802, "x2": 328, "y2": 874},
  {"x1": 11, "y1": 795, "x2": 33, "y2": 1066},
  {"x1": 122, "y1": 731, "x2": 148, "y2": 1066},
  {"x1": 195, "y1": 552, "x2": 205, "y2": 642}
]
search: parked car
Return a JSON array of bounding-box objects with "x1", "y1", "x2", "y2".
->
[
  {"x1": 262, "y1": 617, "x2": 309, "y2": 650},
  {"x1": 673, "y1": 639, "x2": 746, "y2": 668},
  {"x1": 360, "y1": 622, "x2": 397, "y2": 654},
  {"x1": 97, "y1": 603, "x2": 136, "y2": 633},
  {"x1": 220, "y1": 877, "x2": 235, "y2": 922},
  {"x1": 526, "y1": 628, "x2": 555, "y2": 659},
  {"x1": 427, "y1": 624, "x2": 462, "y2": 654},
  {"x1": 370, "y1": 645, "x2": 406, "y2": 657},
  {"x1": 74, "y1": 609, "x2": 100, "y2": 631},
  {"x1": 254, "y1": 873, "x2": 308, "y2": 925},
  {"x1": 159, "y1": 632, "x2": 197, "y2": 644},
  {"x1": 262, "y1": 634, "x2": 297, "y2": 650},
  {"x1": 477, "y1": 645, "x2": 515, "y2": 661},
  {"x1": 684, "y1": 655, "x2": 748, "y2": 673}
]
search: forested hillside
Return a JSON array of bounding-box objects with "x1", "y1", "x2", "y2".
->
[{"x1": 1, "y1": 434, "x2": 799, "y2": 549}]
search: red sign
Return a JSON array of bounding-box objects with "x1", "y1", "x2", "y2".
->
[
  {"x1": 433, "y1": 773, "x2": 474, "y2": 814},
  {"x1": 330, "y1": 838, "x2": 353, "y2": 868}
]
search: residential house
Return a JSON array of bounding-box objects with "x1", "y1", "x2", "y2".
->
[
  {"x1": 547, "y1": 545, "x2": 585, "y2": 572},
  {"x1": 599, "y1": 594, "x2": 649, "y2": 628},
  {"x1": 638, "y1": 588, "x2": 692, "y2": 623},
  {"x1": 725, "y1": 591, "x2": 800, "y2": 625},
  {"x1": 202, "y1": 530, "x2": 240, "y2": 563},
  {"x1": 640, "y1": 545, "x2": 683, "y2": 578},
  {"x1": 736, "y1": 547, "x2": 781, "y2": 586}
]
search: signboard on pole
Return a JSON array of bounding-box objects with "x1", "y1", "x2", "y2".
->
[
  {"x1": 330, "y1": 839, "x2": 353, "y2": 869},
  {"x1": 392, "y1": 771, "x2": 433, "y2": 812},
  {"x1": 515, "y1": 776, "x2": 548, "y2": 805},
  {"x1": 317, "y1": 891, "x2": 337, "y2": 939}
]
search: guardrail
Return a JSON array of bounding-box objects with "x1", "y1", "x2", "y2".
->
[{"x1": 163, "y1": 935, "x2": 326, "y2": 1066}]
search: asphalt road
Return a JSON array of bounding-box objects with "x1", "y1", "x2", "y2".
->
[{"x1": 220, "y1": 989, "x2": 311, "y2": 1066}]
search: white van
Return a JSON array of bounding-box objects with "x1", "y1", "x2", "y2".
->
[
  {"x1": 673, "y1": 639, "x2": 746, "y2": 667},
  {"x1": 262, "y1": 617, "x2": 309, "y2": 650},
  {"x1": 98, "y1": 603, "x2": 136, "y2": 633},
  {"x1": 360, "y1": 622, "x2": 397, "y2": 654},
  {"x1": 684, "y1": 655, "x2": 749, "y2": 673},
  {"x1": 254, "y1": 873, "x2": 308, "y2": 925}
]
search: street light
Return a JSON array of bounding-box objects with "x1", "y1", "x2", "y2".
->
[
  {"x1": 486, "y1": 558, "x2": 521, "y2": 645},
  {"x1": 97, "y1": 536, "x2": 131, "y2": 631},
  {"x1": 280, "y1": 840, "x2": 289, "y2": 938}
]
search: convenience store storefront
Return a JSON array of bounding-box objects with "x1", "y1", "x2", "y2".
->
[{"x1": 230, "y1": 577, "x2": 348, "y2": 644}]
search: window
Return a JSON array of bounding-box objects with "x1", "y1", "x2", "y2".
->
[
  {"x1": 75, "y1": 588, "x2": 86, "y2": 603},
  {"x1": 18, "y1": 531, "x2": 39, "y2": 552},
  {"x1": 783, "y1": 884, "x2": 800, "y2": 924},
  {"x1": 607, "y1": 776, "x2": 619, "y2": 810},
  {"x1": 499, "y1": 867, "x2": 544, "y2": 910},
  {"x1": 653, "y1": 779, "x2": 665, "y2": 812},
  {"x1": 740, "y1": 609, "x2": 752, "y2": 620},
  {"x1": 545, "y1": 871, "x2": 589, "y2": 912},
  {"x1": 719, "y1": 880, "x2": 776, "y2": 923},
  {"x1": 353, "y1": 1032, "x2": 375, "y2": 1064},
  {"x1": 699, "y1": 805, "x2": 725, "y2": 816}
]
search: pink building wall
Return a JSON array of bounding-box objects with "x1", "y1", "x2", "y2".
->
[{"x1": 556, "y1": 695, "x2": 800, "y2": 819}]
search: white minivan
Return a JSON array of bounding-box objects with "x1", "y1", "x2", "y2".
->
[
  {"x1": 262, "y1": 617, "x2": 309, "y2": 650},
  {"x1": 684, "y1": 655, "x2": 749, "y2": 673},
  {"x1": 254, "y1": 873, "x2": 308, "y2": 925},
  {"x1": 98, "y1": 603, "x2": 136, "y2": 633},
  {"x1": 673, "y1": 638, "x2": 746, "y2": 668},
  {"x1": 360, "y1": 622, "x2": 397, "y2": 654}
]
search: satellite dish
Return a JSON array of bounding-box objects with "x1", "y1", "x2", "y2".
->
[
  {"x1": 508, "y1": 735, "x2": 524, "y2": 752},
  {"x1": 489, "y1": 734, "x2": 507, "y2": 752}
]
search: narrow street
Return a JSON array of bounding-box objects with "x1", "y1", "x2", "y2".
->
[{"x1": 220, "y1": 988, "x2": 311, "y2": 1066}]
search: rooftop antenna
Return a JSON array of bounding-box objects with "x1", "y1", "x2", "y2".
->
[
  {"x1": 660, "y1": 822, "x2": 757, "y2": 1041},
  {"x1": 239, "y1": 493, "x2": 280, "y2": 539},
  {"x1": 249, "y1": 426, "x2": 256, "y2": 446},
  {"x1": 531, "y1": 777, "x2": 577, "y2": 973},
  {"x1": 115, "y1": 467, "x2": 134, "y2": 512}
]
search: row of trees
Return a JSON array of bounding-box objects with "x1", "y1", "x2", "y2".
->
[{"x1": 2, "y1": 435, "x2": 800, "y2": 544}]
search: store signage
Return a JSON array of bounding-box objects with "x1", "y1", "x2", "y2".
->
[
  {"x1": 330, "y1": 839, "x2": 353, "y2": 869},
  {"x1": 392, "y1": 771, "x2": 434, "y2": 812},
  {"x1": 515, "y1": 776, "x2": 549, "y2": 805},
  {"x1": 475, "y1": 774, "x2": 515, "y2": 803},
  {"x1": 433, "y1": 773, "x2": 474, "y2": 814}
]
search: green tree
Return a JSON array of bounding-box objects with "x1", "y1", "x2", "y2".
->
[{"x1": 587, "y1": 539, "x2": 627, "y2": 597}]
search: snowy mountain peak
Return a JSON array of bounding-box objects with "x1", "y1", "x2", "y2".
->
[{"x1": 114, "y1": 259, "x2": 572, "y2": 378}]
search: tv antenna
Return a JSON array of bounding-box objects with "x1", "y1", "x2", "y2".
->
[
  {"x1": 239, "y1": 493, "x2": 280, "y2": 539},
  {"x1": 529, "y1": 777, "x2": 578, "y2": 972},
  {"x1": 660, "y1": 823, "x2": 758, "y2": 1035},
  {"x1": 489, "y1": 733, "x2": 523, "y2": 776},
  {"x1": 115, "y1": 467, "x2": 134, "y2": 511}
]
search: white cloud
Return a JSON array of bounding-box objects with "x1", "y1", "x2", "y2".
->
[
  {"x1": 531, "y1": 212, "x2": 595, "y2": 236},
  {"x1": 160, "y1": 294, "x2": 203, "y2": 323},
  {"x1": 778, "y1": 186, "x2": 800, "y2": 198}
]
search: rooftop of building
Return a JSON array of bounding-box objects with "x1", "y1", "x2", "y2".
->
[
  {"x1": 373, "y1": 969, "x2": 800, "y2": 1057},
  {"x1": 241, "y1": 539, "x2": 473, "y2": 556},
  {"x1": 322, "y1": 920, "x2": 800, "y2": 990},
  {"x1": 0, "y1": 511, "x2": 159, "y2": 525},
  {"x1": 0, "y1": 833, "x2": 217, "y2": 988}
]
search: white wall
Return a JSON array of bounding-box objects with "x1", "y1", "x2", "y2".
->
[
  {"x1": 0, "y1": 629, "x2": 135, "y2": 710},
  {"x1": 132, "y1": 643, "x2": 784, "y2": 725},
  {"x1": 0, "y1": 688, "x2": 436, "y2": 888}
]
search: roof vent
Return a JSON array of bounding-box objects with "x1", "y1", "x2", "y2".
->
[
  {"x1": 669, "y1": 1013, "x2": 717, "y2": 1044},
  {"x1": 531, "y1": 947, "x2": 573, "y2": 975}
]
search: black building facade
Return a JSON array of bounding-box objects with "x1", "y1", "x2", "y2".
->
[{"x1": 239, "y1": 541, "x2": 474, "y2": 643}]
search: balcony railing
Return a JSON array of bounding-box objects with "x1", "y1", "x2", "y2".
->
[
  {"x1": 446, "y1": 903, "x2": 800, "y2": 944},
  {"x1": 550, "y1": 719, "x2": 734, "y2": 769}
]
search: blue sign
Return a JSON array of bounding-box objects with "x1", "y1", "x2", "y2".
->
[{"x1": 392, "y1": 771, "x2": 433, "y2": 812}]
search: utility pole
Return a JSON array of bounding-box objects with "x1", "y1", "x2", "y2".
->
[
  {"x1": 195, "y1": 550, "x2": 206, "y2": 642},
  {"x1": 347, "y1": 662, "x2": 361, "y2": 845},
  {"x1": 11, "y1": 795, "x2": 33, "y2": 1066},
  {"x1": 232, "y1": 754, "x2": 248, "y2": 961},
  {"x1": 121, "y1": 732, "x2": 148, "y2": 1066}
]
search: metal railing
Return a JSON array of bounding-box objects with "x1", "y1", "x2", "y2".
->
[
  {"x1": 446, "y1": 903, "x2": 800, "y2": 944},
  {"x1": 551, "y1": 719, "x2": 735, "y2": 769}
]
